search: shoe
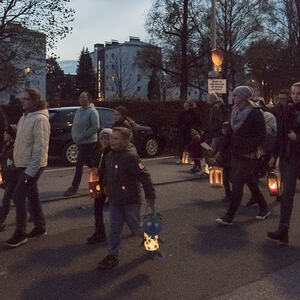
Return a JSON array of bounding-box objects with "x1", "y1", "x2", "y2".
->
[
  {"x1": 63, "y1": 186, "x2": 78, "y2": 197},
  {"x1": 267, "y1": 227, "x2": 289, "y2": 244},
  {"x1": 98, "y1": 255, "x2": 120, "y2": 270},
  {"x1": 176, "y1": 159, "x2": 182, "y2": 165},
  {"x1": 87, "y1": 233, "x2": 106, "y2": 244},
  {"x1": 256, "y1": 210, "x2": 271, "y2": 220},
  {"x1": 27, "y1": 227, "x2": 47, "y2": 238},
  {"x1": 216, "y1": 215, "x2": 233, "y2": 226},
  {"x1": 246, "y1": 198, "x2": 259, "y2": 208},
  {"x1": 0, "y1": 224, "x2": 5, "y2": 232},
  {"x1": 6, "y1": 233, "x2": 28, "y2": 248}
]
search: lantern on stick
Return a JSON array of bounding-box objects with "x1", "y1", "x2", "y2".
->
[
  {"x1": 209, "y1": 166, "x2": 223, "y2": 188},
  {"x1": 181, "y1": 151, "x2": 190, "y2": 164},
  {"x1": 267, "y1": 170, "x2": 282, "y2": 197},
  {"x1": 211, "y1": 48, "x2": 224, "y2": 72},
  {"x1": 88, "y1": 170, "x2": 101, "y2": 198}
]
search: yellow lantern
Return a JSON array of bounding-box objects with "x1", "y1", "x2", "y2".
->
[
  {"x1": 209, "y1": 166, "x2": 223, "y2": 188},
  {"x1": 0, "y1": 170, "x2": 3, "y2": 185},
  {"x1": 205, "y1": 164, "x2": 210, "y2": 174},
  {"x1": 181, "y1": 151, "x2": 190, "y2": 164},
  {"x1": 267, "y1": 170, "x2": 282, "y2": 197},
  {"x1": 88, "y1": 170, "x2": 101, "y2": 198},
  {"x1": 144, "y1": 233, "x2": 159, "y2": 251},
  {"x1": 211, "y1": 48, "x2": 224, "y2": 72}
]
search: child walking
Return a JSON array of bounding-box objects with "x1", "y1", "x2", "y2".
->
[
  {"x1": 98, "y1": 127, "x2": 156, "y2": 270},
  {"x1": 86, "y1": 129, "x2": 113, "y2": 244},
  {"x1": 0, "y1": 125, "x2": 19, "y2": 231}
]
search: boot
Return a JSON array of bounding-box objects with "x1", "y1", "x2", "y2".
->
[{"x1": 267, "y1": 226, "x2": 289, "y2": 244}]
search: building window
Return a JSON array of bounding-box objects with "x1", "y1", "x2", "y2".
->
[
  {"x1": 137, "y1": 75, "x2": 141, "y2": 81},
  {"x1": 137, "y1": 86, "x2": 141, "y2": 91},
  {"x1": 112, "y1": 64, "x2": 115, "y2": 70}
]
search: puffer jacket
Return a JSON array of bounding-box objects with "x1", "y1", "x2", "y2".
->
[
  {"x1": 71, "y1": 104, "x2": 99, "y2": 145},
  {"x1": 14, "y1": 105, "x2": 50, "y2": 177},
  {"x1": 104, "y1": 145, "x2": 155, "y2": 205}
]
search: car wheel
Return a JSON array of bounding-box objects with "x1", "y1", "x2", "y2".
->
[
  {"x1": 62, "y1": 142, "x2": 78, "y2": 166},
  {"x1": 144, "y1": 137, "x2": 159, "y2": 157}
]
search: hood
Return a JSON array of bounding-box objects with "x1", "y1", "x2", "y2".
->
[{"x1": 26, "y1": 109, "x2": 49, "y2": 119}]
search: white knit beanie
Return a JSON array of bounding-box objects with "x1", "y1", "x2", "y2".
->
[
  {"x1": 232, "y1": 86, "x2": 254, "y2": 101},
  {"x1": 99, "y1": 128, "x2": 113, "y2": 139}
]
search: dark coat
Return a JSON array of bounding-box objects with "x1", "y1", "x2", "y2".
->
[
  {"x1": 208, "y1": 103, "x2": 228, "y2": 138},
  {"x1": 103, "y1": 145, "x2": 155, "y2": 205},
  {"x1": 177, "y1": 109, "x2": 197, "y2": 140},
  {"x1": 215, "y1": 129, "x2": 232, "y2": 167},
  {"x1": 185, "y1": 136, "x2": 204, "y2": 159},
  {"x1": 275, "y1": 101, "x2": 300, "y2": 160},
  {"x1": 0, "y1": 140, "x2": 18, "y2": 182},
  {"x1": 0, "y1": 107, "x2": 8, "y2": 152},
  {"x1": 231, "y1": 108, "x2": 266, "y2": 158}
]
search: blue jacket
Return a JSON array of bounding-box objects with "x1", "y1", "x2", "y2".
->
[{"x1": 71, "y1": 104, "x2": 99, "y2": 145}]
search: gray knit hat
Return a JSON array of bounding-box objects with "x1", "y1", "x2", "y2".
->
[
  {"x1": 232, "y1": 86, "x2": 254, "y2": 101},
  {"x1": 99, "y1": 128, "x2": 113, "y2": 139}
]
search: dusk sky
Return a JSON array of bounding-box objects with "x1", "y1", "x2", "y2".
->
[{"x1": 55, "y1": 0, "x2": 153, "y2": 62}]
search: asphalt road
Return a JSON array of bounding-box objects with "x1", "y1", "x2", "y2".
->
[{"x1": 1, "y1": 157, "x2": 300, "y2": 299}]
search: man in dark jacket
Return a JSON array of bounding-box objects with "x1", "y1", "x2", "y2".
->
[
  {"x1": 98, "y1": 127, "x2": 156, "y2": 270},
  {"x1": 216, "y1": 86, "x2": 270, "y2": 225},
  {"x1": 268, "y1": 82, "x2": 300, "y2": 244}
]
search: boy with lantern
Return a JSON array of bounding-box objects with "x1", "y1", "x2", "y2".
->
[
  {"x1": 86, "y1": 128, "x2": 113, "y2": 244},
  {"x1": 98, "y1": 127, "x2": 156, "y2": 270},
  {"x1": 268, "y1": 82, "x2": 300, "y2": 244}
]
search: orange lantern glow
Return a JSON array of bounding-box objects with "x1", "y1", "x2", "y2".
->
[
  {"x1": 212, "y1": 48, "x2": 224, "y2": 72},
  {"x1": 267, "y1": 170, "x2": 282, "y2": 197},
  {"x1": 181, "y1": 151, "x2": 190, "y2": 164},
  {"x1": 88, "y1": 170, "x2": 101, "y2": 198},
  {"x1": 209, "y1": 166, "x2": 223, "y2": 188}
]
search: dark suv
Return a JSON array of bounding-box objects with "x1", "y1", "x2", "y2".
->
[{"x1": 49, "y1": 106, "x2": 161, "y2": 165}]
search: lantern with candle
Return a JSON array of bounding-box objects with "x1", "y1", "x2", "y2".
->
[
  {"x1": 181, "y1": 151, "x2": 190, "y2": 164},
  {"x1": 209, "y1": 166, "x2": 223, "y2": 188},
  {"x1": 88, "y1": 169, "x2": 101, "y2": 198},
  {"x1": 267, "y1": 170, "x2": 282, "y2": 197}
]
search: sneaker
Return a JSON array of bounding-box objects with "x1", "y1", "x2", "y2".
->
[
  {"x1": 98, "y1": 255, "x2": 120, "y2": 270},
  {"x1": 63, "y1": 186, "x2": 78, "y2": 197},
  {"x1": 27, "y1": 227, "x2": 47, "y2": 238},
  {"x1": 216, "y1": 215, "x2": 233, "y2": 226},
  {"x1": 246, "y1": 198, "x2": 259, "y2": 208},
  {"x1": 6, "y1": 233, "x2": 28, "y2": 248},
  {"x1": 87, "y1": 233, "x2": 106, "y2": 245},
  {"x1": 267, "y1": 228, "x2": 289, "y2": 244},
  {"x1": 256, "y1": 210, "x2": 271, "y2": 220},
  {"x1": 0, "y1": 224, "x2": 5, "y2": 232}
]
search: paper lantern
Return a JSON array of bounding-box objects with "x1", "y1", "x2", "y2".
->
[
  {"x1": 88, "y1": 170, "x2": 101, "y2": 198},
  {"x1": 209, "y1": 166, "x2": 223, "y2": 188},
  {"x1": 181, "y1": 151, "x2": 190, "y2": 164}
]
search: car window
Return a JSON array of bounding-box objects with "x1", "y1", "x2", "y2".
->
[
  {"x1": 49, "y1": 109, "x2": 76, "y2": 126},
  {"x1": 97, "y1": 109, "x2": 114, "y2": 128}
]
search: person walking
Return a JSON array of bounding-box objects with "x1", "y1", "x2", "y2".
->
[
  {"x1": 0, "y1": 106, "x2": 8, "y2": 153},
  {"x1": 98, "y1": 127, "x2": 156, "y2": 270},
  {"x1": 268, "y1": 82, "x2": 300, "y2": 244},
  {"x1": 6, "y1": 88, "x2": 50, "y2": 248},
  {"x1": 216, "y1": 86, "x2": 270, "y2": 225},
  {"x1": 176, "y1": 100, "x2": 197, "y2": 164},
  {"x1": 64, "y1": 91, "x2": 100, "y2": 196},
  {"x1": 86, "y1": 128, "x2": 113, "y2": 244}
]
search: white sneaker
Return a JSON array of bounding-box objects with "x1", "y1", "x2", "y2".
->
[{"x1": 176, "y1": 159, "x2": 182, "y2": 164}]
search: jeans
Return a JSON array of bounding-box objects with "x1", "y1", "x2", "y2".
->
[
  {"x1": 227, "y1": 157, "x2": 268, "y2": 219},
  {"x1": 279, "y1": 157, "x2": 300, "y2": 228},
  {"x1": 72, "y1": 143, "x2": 97, "y2": 190},
  {"x1": 94, "y1": 193, "x2": 106, "y2": 237},
  {"x1": 108, "y1": 202, "x2": 142, "y2": 256},
  {"x1": 13, "y1": 168, "x2": 45, "y2": 235},
  {"x1": 223, "y1": 166, "x2": 232, "y2": 199}
]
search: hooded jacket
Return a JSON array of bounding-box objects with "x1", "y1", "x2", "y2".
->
[
  {"x1": 71, "y1": 103, "x2": 99, "y2": 145},
  {"x1": 14, "y1": 104, "x2": 50, "y2": 177},
  {"x1": 103, "y1": 144, "x2": 155, "y2": 205}
]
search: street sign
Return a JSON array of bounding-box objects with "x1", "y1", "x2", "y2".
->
[{"x1": 208, "y1": 79, "x2": 227, "y2": 94}]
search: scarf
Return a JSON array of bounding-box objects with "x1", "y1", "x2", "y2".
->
[{"x1": 231, "y1": 102, "x2": 254, "y2": 132}]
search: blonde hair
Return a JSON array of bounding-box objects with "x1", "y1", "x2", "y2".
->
[{"x1": 113, "y1": 127, "x2": 133, "y2": 141}]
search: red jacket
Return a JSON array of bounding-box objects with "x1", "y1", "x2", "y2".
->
[{"x1": 185, "y1": 135, "x2": 204, "y2": 159}]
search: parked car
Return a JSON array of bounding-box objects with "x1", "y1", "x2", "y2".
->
[{"x1": 48, "y1": 106, "x2": 161, "y2": 165}]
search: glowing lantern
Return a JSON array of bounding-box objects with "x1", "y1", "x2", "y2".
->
[
  {"x1": 142, "y1": 210, "x2": 163, "y2": 252},
  {"x1": 267, "y1": 170, "x2": 282, "y2": 197},
  {"x1": 0, "y1": 170, "x2": 3, "y2": 185},
  {"x1": 181, "y1": 151, "x2": 190, "y2": 164},
  {"x1": 205, "y1": 164, "x2": 210, "y2": 174},
  {"x1": 88, "y1": 170, "x2": 101, "y2": 198},
  {"x1": 211, "y1": 48, "x2": 224, "y2": 72},
  {"x1": 209, "y1": 166, "x2": 223, "y2": 188}
]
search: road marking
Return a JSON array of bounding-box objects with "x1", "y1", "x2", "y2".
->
[{"x1": 45, "y1": 156, "x2": 175, "y2": 173}]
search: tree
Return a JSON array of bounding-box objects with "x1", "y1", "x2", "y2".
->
[
  {"x1": 0, "y1": 0, "x2": 74, "y2": 91},
  {"x1": 145, "y1": 0, "x2": 209, "y2": 100},
  {"x1": 76, "y1": 48, "x2": 97, "y2": 98},
  {"x1": 148, "y1": 69, "x2": 161, "y2": 101},
  {"x1": 46, "y1": 57, "x2": 64, "y2": 104}
]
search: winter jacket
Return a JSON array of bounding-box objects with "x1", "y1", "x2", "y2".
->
[
  {"x1": 275, "y1": 101, "x2": 300, "y2": 160},
  {"x1": 87, "y1": 144, "x2": 111, "y2": 178},
  {"x1": 71, "y1": 104, "x2": 99, "y2": 145},
  {"x1": 103, "y1": 145, "x2": 155, "y2": 205},
  {"x1": 0, "y1": 107, "x2": 8, "y2": 152},
  {"x1": 14, "y1": 106, "x2": 50, "y2": 177},
  {"x1": 215, "y1": 129, "x2": 232, "y2": 167},
  {"x1": 0, "y1": 140, "x2": 18, "y2": 182},
  {"x1": 208, "y1": 102, "x2": 228, "y2": 138},
  {"x1": 185, "y1": 136, "x2": 204, "y2": 159},
  {"x1": 230, "y1": 108, "x2": 266, "y2": 158},
  {"x1": 177, "y1": 109, "x2": 198, "y2": 139}
]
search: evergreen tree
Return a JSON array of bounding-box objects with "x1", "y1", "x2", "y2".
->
[{"x1": 76, "y1": 48, "x2": 97, "y2": 99}]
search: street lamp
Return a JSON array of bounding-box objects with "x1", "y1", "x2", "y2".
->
[{"x1": 24, "y1": 67, "x2": 31, "y2": 87}]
